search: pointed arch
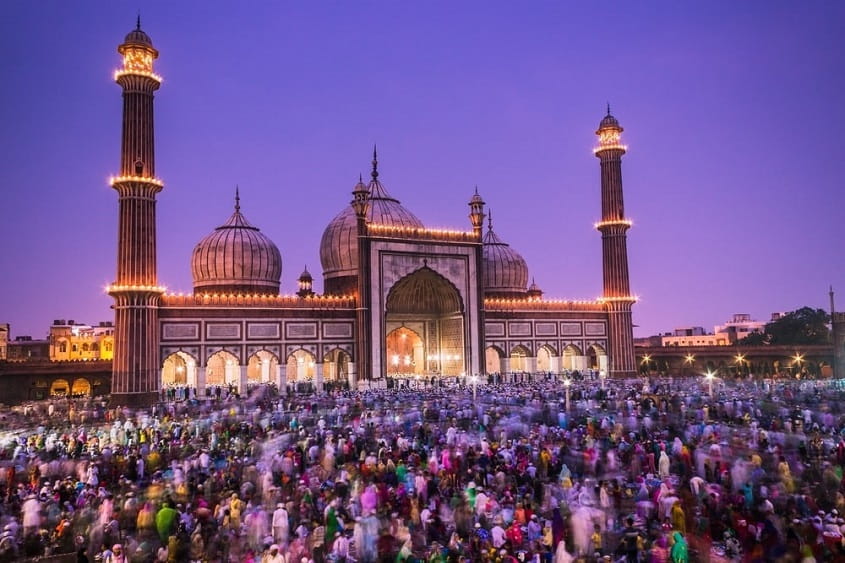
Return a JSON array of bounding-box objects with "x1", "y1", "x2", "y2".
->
[
  {"x1": 509, "y1": 344, "x2": 531, "y2": 372},
  {"x1": 323, "y1": 348, "x2": 351, "y2": 382},
  {"x1": 485, "y1": 345, "x2": 505, "y2": 374},
  {"x1": 286, "y1": 348, "x2": 316, "y2": 382},
  {"x1": 162, "y1": 350, "x2": 199, "y2": 386},
  {"x1": 537, "y1": 344, "x2": 557, "y2": 372},
  {"x1": 206, "y1": 350, "x2": 240, "y2": 386},
  {"x1": 247, "y1": 349, "x2": 279, "y2": 383}
]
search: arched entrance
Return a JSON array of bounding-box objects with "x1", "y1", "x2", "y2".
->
[
  {"x1": 588, "y1": 344, "x2": 608, "y2": 371},
  {"x1": 385, "y1": 326, "x2": 424, "y2": 376},
  {"x1": 162, "y1": 351, "x2": 197, "y2": 387},
  {"x1": 385, "y1": 267, "x2": 465, "y2": 378},
  {"x1": 562, "y1": 344, "x2": 582, "y2": 371},
  {"x1": 206, "y1": 350, "x2": 240, "y2": 386},
  {"x1": 286, "y1": 349, "x2": 316, "y2": 382},
  {"x1": 50, "y1": 378, "x2": 70, "y2": 396},
  {"x1": 510, "y1": 345, "x2": 531, "y2": 372},
  {"x1": 247, "y1": 350, "x2": 279, "y2": 384},
  {"x1": 485, "y1": 346, "x2": 504, "y2": 374},
  {"x1": 71, "y1": 378, "x2": 91, "y2": 397},
  {"x1": 537, "y1": 345, "x2": 556, "y2": 372},
  {"x1": 323, "y1": 348, "x2": 351, "y2": 383}
]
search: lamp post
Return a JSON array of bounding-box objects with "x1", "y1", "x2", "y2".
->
[
  {"x1": 564, "y1": 377, "x2": 571, "y2": 411},
  {"x1": 792, "y1": 353, "x2": 804, "y2": 378},
  {"x1": 470, "y1": 374, "x2": 478, "y2": 402},
  {"x1": 705, "y1": 370, "x2": 715, "y2": 398},
  {"x1": 684, "y1": 354, "x2": 695, "y2": 378},
  {"x1": 599, "y1": 369, "x2": 606, "y2": 390}
]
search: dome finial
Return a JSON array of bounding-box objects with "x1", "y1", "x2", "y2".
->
[
  {"x1": 488, "y1": 209, "x2": 493, "y2": 231},
  {"x1": 607, "y1": 102, "x2": 611, "y2": 116},
  {"x1": 235, "y1": 185, "x2": 240, "y2": 213},
  {"x1": 371, "y1": 145, "x2": 379, "y2": 181}
]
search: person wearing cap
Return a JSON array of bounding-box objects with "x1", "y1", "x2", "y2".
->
[
  {"x1": 272, "y1": 502, "x2": 289, "y2": 547},
  {"x1": 261, "y1": 543, "x2": 285, "y2": 563}
]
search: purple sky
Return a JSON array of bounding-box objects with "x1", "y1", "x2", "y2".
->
[{"x1": 2, "y1": 1, "x2": 843, "y2": 339}]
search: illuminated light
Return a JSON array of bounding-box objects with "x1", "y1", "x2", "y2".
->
[
  {"x1": 684, "y1": 354, "x2": 695, "y2": 364},
  {"x1": 593, "y1": 143, "x2": 627, "y2": 154},
  {"x1": 597, "y1": 295, "x2": 639, "y2": 303},
  {"x1": 106, "y1": 284, "x2": 166, "y2": 293},
  {"x1": 734, "y1": 354, "x2": 745, "y2": 364},
  {"x1": 641, "y1": 354, "x2": 652, "y2": 364},
  {"x1": 114, "y1": 69, "x2": 163, "y2": 83},
  {"x1": 109, "y1": 175, "x2": 164, "y2": 188},
  {"x1": 594, "y1": 219, "x2": 633, "y2": 229}
]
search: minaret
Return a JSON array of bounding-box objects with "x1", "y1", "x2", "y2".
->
[
  {"x1": 351, "y1": 150, "x2": 374, "y2": 386},
  {"x1": 594, "y1": 106, "x2": 636, "y2": 378},
  {"x1": 468, "y1": 187, "x2": 486, "y2": 239},
  {"x1": 107, "y1": 19, "x2": 164, "y2": 405}
]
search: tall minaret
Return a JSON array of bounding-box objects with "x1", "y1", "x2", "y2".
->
[
  {"x1": 594, "y1": 107, "x2": 636, "y2": 378},
  {"x1": 107, "y1": 19, "x2": 164, "y2": 405}
]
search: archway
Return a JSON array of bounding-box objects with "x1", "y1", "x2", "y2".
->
[
  {"x1": 588, "y1": 344, "x2": 607, "y2": 371},
  {"x1": 537, "y1": 345, "x2": 556, "y2": 372},
  {"x1": 71, "y1": 378, "x2": 91, "y2": 397},
  {"x1": 286, "y1": 349, "x2": 316, "y2": 382},
  {"x1": 50, "y1": 379, "x2": 70, "y2": 396},
  {"x1": 385, "y1": 267, "x2": 465, "y2": 378},
  {"x1": 323, "y1": 348, "x2": 351, "y2": 383},
  {"x1": 563, "y1": 344, "x2": 582, "y2": 371},
  {"x1": 510, "y1": 345, "x2": 531, "y2": 372},
  {"x1": 386, "y1": 326, "x2": 424, "y2": 376},
  {"x1": 247, "y1": 350, "x2": 279, "y2": 383},
  {"x1": 162, "y1": 351, "x2": 197, "y2": 387},
  {"x1": 485, "y1": 346, "x2": 504, "y2": 374},
  {"x1": 206, "y1": 350, "x2": 240, "y2": 386}
]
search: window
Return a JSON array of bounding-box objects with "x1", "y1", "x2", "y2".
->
[{"x1": 59, "y1": 342, "x2": 67, "y2": 353}]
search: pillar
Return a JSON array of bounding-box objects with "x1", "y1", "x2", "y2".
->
[
  {"x1": 525, "y1": 357, "x2": 537, "y2": 374},
  {"x1": 315, "y1": 364, "x2": 324, "y2": 394},
  {"x1": 196, "y1": 367, "x2": 206, "y2": 398},
  {"x1": 549, "y1": 355, "x2": 561, "y2": 374},
  {"x1": 348, "y1": 362, "x2": 357, "y2": 389},
  {"x1": 238, "y1": 365, "x2": 247, "y2": 396},
  {"x1": 277, "y1": 365, "x2": 287, "y2": 395},
  {"x1": 261, "y1": 359, "x2": 271, "y2": 383}
]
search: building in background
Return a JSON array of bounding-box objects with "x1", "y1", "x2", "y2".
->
[{"x1": 48, "y1": 320, "x2": 115, "y2": 361}]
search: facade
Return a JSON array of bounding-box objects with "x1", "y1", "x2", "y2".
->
[
  {"x1": 0, "y1": 324, "x2": 7, "y2": 360},
  {"x1": 714, "y1": 313, "x2": 765, "y2": 341},
  {"x1": 107, "y1": 24, "x2": 638, "y2": 405},
  {"x1": 49, "y1": 320, "x2": 115, "y2": 361}
]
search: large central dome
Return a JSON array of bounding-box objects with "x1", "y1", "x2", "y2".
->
[
  {"x1": 191, "y1": 192, "x2": 282, "y2": 295},
  {"x1": 320, "y1": 153, "x2": 423, "y2": 294}
]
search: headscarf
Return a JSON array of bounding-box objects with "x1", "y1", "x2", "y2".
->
[{"x1": 670, "y1": 531, "x2": 688, "y2": 563}]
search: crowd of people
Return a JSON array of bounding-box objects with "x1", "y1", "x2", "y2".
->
[{"x1": 0, "y1": 374, "x2": 843, "y2": 562}]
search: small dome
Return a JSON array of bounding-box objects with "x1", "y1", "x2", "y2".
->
[
  {"x1": 320, "y1": 166, "x2": 423, "y2": 284},
  {"x1": 482, "y1": 216, "x2": 529, "y2": 297},
  {"x1": 298, "y1": 266, "x2": 313, "y2": 282},
  {"x1": 123, "y1": 28, "x2": 153, "y2": 47},
  {"x1": 191, "y1": 194, "x2": 282, "y2": 295},
  {"x1": 598, "y1": 106, "x2": 622, "y2": 132}
]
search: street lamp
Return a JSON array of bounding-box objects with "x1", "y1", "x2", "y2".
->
[
  {"x1": 470, "y1": 374, "x2": 478, "y2": 402},
  {"x1": 599, "y1": 369, "x2": 606, "y2": 390},
  {"x1": 684, "y1": 354, "x2": 695, "y2": 377},
  {"x1": 793, "y1": 353, "x2": 804, "y2": 378},
  {"x1": 705, "y1": 370, "x2": 715, "y2": 397},
  {"x1": 564, "y1": 377, "x2": 572, "y2": 411}
]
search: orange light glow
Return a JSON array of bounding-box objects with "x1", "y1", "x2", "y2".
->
[
  {"x1": 106, "y1": 284, "x2": 166, "y2": 293},
  {"x1": 109, "y1": 175, "x2": 164, "y2": 187},
  {"x1": 594, "y1": 219, "x2": 633, "y2": 229},
  {"x1": 114, "y1": 69, "x2": 163, "y2": 83}
]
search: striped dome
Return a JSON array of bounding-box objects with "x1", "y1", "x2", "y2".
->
[
  {"x1": 191, "y1": 195, "x2": 282, "y2": 295},
  {"x1": 482, "y1": 218, "x2": 528, "y2": 297},
  {"x1": 320, "y1": 173, "x2": 423, "y2": 282}
]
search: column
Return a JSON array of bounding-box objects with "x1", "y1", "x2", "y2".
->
[
  {"x1": 501, "y1": 358, "x2": 511, "y2": 382},
  {"x1": 238, "y1": 365, "x2": 247, "y2": 396},
  {"x1": 348, "y1": 362, "x2": 357, "y2": 390},
  {"x1": 277, "y1": 365, "x2": 287, "y2": 395},
  {"x1": 196, "y1": 367, "x2": 206, "y2": 399},
  {"x1": 261, "y1": 359, "x2": 271, "y2": 383},
  {"x1": 525, "y1": 357, "x2": 537, "y2": 374},
  {"x1": 315, "y1": 364, "x2": 324, "y2": 394},
  {"x1": 549, "y1": 355, "x2": 561, "y2": 375}
]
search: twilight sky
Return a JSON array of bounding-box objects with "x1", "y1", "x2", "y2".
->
[{"x1": 1, "y1": 1, "x2": 843, "y2": 339}]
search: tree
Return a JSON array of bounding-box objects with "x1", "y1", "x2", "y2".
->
[{"x1": 740, "y1": 307, "x2": 830, "y2": 346}]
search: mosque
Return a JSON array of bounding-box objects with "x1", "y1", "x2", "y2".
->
[{"x1": 107, "y1": 22, "x2": 638, "y2": 405}]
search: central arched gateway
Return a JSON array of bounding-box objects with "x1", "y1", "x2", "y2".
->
[{"x1": 385, "y1": 267, "x2": 466, "y2": 378}]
